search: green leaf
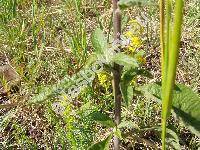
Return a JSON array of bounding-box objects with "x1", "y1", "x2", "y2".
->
[
  {"x1": 28, "y1": 66, "x2": 97, "y2": 105},
  {"x1": 28, "y1": 86, "x2": 54, "y2": 104},
  {"x1": 143, "y1": 126, "x2": 180, "y2": 150},
  {"x1": 134, "y1": 50, "x2": 145, "y2": 58},
  {"x1": 141, "y1": 82, "x2": 162, "y2": 103},
  {"x1": 166, "y1": 128, "x2": 181, "y2": 150},
  {"x1": 113, "y1": 128, "x2": 122, "y2": 140},
  {"x1": 172, "y1": 84, "x2": 200, "y2": 137},
  {"x1": 88, "y1": 134, "x2": 112, "y2": 150},
  {"x1": 91, "y1": 28, "x2": 115, "y2": 63},
  {"x1": 120, "y1": 68, "x2": 152, "y2": 107},
  {"x1": 122, "y1": 68, "x2": 153, "y2": 83},
  {"x1": 118, "y1": 0, "x2": 152, "y2": 9},
  {"x1": 91, "y1": 28, "x2": 107, "y2": 55},
  {"x1": 120, "y1": 84, "x2": 133, "y2": 107},
  {"x1": 112, "y1": 53, "x2": 138, "y2": 69},
  {"x1": 120, "y1": 68, "x2": 135, "y2": 107},
  {"x1": 122, "y1": 68, "x2": 137, "y2": 83},
  {"x1": 141, "y1": 83, "x2": 200, "y2": 137},
  {"x1": 91, "y1": 111, "x2": 115, "y2": 128},
  {"x1": 84, "y1": 53, "x2": 98, "y2": 68},
  {"x1": 135, "y1": 69, "x2": 153, "y2": 78}
]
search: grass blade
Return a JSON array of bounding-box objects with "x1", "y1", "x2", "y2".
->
[{"x1": 161, "y1": 0, "x2": 184, "y2": 149}]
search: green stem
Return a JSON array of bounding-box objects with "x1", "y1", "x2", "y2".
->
[
  {"x1": 159, "y1": 0, "x2": 165, "y2": 95},
  {"x1": 165, "y1": 0, "x2": 172, "y2": 77},
  {"x1": 161, "y1": 0, "x2": 184, "y2": 149}
]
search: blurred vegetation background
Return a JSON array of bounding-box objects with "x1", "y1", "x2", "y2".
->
[{"x1": 0, "y1": 0, "x2": 199, "y2": 149}]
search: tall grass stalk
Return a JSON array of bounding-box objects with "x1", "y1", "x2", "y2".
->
[
  {"x1": 160, "y1": 0, "x2": 184, "y2": 149},
  {"x1": 159, "y1": 0, "x2": 165, "y2": 93},
  {"x1": 165, "y1": 0, "x2": 172, "y2": 77}
]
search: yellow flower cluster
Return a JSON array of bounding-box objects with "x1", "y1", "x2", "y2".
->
[
  {"x1": 125, "y1": 19, "x2": 143, "y2": 53},
  {"x1": 97, "y1": 72, "x2": 110, "y2": 89},
  {"x1": 123, "y1": 19, "x2": 146, "y2": 65}
]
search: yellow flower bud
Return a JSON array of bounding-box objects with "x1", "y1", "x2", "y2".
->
[{"x1": 97, "y1": 72, "x2": 108, "y2": 88}]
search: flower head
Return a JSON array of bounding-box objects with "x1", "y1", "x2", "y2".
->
[
  {"x1": 97, "y1": 72, "x2": 110, "y2": 89},
  {"x1": 131, "y1": 37, "x2": 142, "y2": 47}
]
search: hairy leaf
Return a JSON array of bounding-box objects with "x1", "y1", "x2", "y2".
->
[
  {"x1": 166, "y1": 128, "x2": 181, "y2": 150},
  {"x1": 88, "y1": 134, "x2": 112, "y2": 150},
  {"x1": 91, "y1": 28, "x2": 115, "y2": 63},
  {"x1": 85, "y1": 53, "x2": 98, "y2": 68},
  {"x1": 91, "y1": 111, "x2": 115, "y2": 128},
  {"x1": 91, "y1": 28, "x2": 107, "y2": 55},
  {"x1": 28, "y1": 67, "x2": 96, "y2": 104},
  {"x1": 122, "y1": 68, "x2": 153, "y2": 83},
  {"x1": 141, "y1": 83, "x2": 200, "y2": 137},
  {"x1": 120, "y1": 84, "x2": 133, "y2": 107},
  {"x1": 143, "y1": 126, "x2": 180, "y2": 149},
  {"x1": 120, "y1": 68, "x2": 152, "y2": 107},
  {"x1": 112, "y1": 53, "x2": 138, "y2": 69}
]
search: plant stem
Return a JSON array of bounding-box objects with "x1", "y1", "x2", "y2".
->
[
  {"x1": 161, "y1": 0, "x2": 184, "y2": 149},
  {"x1": 159, "y1": 0, "x2": 166, "y2": 148},
  {"x1": 112, "y1": 0, "x2": 122, "y2": 150},
  {"x1": 159, "y1": 0, "x2": 165, "y2": 91},
  {"x1": 165, "y1": 0, "x2": 172, "y2": 76}
]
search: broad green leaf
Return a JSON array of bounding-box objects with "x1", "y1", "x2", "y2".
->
[
  {"x1": 91, "y1": 28, "x2": 115, "y2": 63},
  {"x1": 122, "y1": 68, "x2": 153, "y2": 83},
  {"x1": 28, "y1": 86, "x2": 54, "y2": 104},
  {"x1": 120, "y1": 84, "x2": 133, "y2": 107},
  {"x1": 120, "y1": 68, "x2": 152, "y2": 107},
  {"x1": 141, "y1": 83, "x2": 200, "y2": 137},
  {"x1": 118, "y1": 0, "x2": 152, "y2": 9},
  {"x1": 112, "y1": 53, "x2": 138, "y2": 69},
  {"x1": 141, "y1": 82, "x2": 162, "y2": 103},
  {"x1": 91, "y1": 28, "x2": 107, "y2": 55},
  {"x1": 120, "y1": 68, "x2": 135, "y2": 107},
  {"x1": 166, "y1": 128, "x2": 181, "y2": 150},
  {"x1": 143, "y1": 126, "x2": 180, "y2": 150},
  {"x1": 28, "y1": 66, "x2": 96, "y2": 105},
  {"x1": 88, "y1": 134, "x2": 112, "y2": 150},
  {"x1": 172, "y1": 84, "x2": 200, "y2": 137},
  {"x1": 90, "y1": 111, "x2": 115, "y2": 128},
  {"x1": 84, "y1": 53, "x2": 98, "y2": 68},
  {"x1": 122, "y1": 68, "x2": 138, "y2": 83}
]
